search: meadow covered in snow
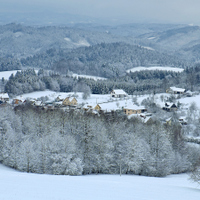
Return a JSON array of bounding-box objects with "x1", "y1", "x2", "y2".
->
[
  {"x1": 126, "y1": 66, "x2": 184, "y2": 73},
  {"x1": 0, "y1": 70, "x2": 21, "y2": 80},
  {"x1": 0, "y1": 164, "x2": 199, "y2": 200},
  {"x1": 0, "y1": 70, "x2": 39, "y2": 80}
]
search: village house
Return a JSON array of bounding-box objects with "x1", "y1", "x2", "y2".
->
[
  {"x1": 34, "y1": 100, "x2": 43, "y2": 107},
  {"x1": 62, "y1": 97, "x2": 78, "y2": 106},
  {"x1": 139, "y1": 113, "x2": 153, "y2": 124},
  {"x1": 83, "y1": 104, "x2": 93, "y2": 111},
  {"x1": 94, "y1": 104, "x2": 101, "y2": 111},
  {"x1": 165, "y1": 117, "x2": 172, "y2": 126},
  {"x1": 179, "y1": 117, "x2": 187, "y2": 125},
  {"x1": 13, "y1": 99, "x2": 23, "y2": 105},
  {"x1": 55, "y1": 95, "x2": 64, "y2": 102},
  {"x1": 166, "y1": 87, "x2": 186, "y2": 94},
  {"x1": 94, "y1": 100, "x2": 128, "y2": 113},
  {"x1": 0, "y1": 93, "x2": 9, "y2": 102},
  {"x1": 111, "y1": 89, "x2": 128, "y2": 98},
  {"x1": 123, "y1": 104, "x2": 147, "y2": 115},
  {"x1": 162, "y1": 102, "x2": 177, "y2": 112}
]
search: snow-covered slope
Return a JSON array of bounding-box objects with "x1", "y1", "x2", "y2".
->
[
  {"x1": 0, "y1": 70, "x2": 21, "y2": 80},
  {"x1": 0, "y1": 164, "x2": 199, "y2": 200},
  {"x1": 126, "y1": 66, "x2": 184, "y2": 73},
  {"x1": 0, "y1": 70, "x2": 39, "y2": 80},
  {"x1": 71, "y1": 73, "x2": 107, "y2": 81}
]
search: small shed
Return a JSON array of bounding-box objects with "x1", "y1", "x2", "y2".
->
[
  {"x1": 111, "y1": 89, "x2": 128, "y2": 98},
  {"x1": 0, "y1": 93, "x2": 9, "y2": 102},
  {"x1": 166, "y1": 87, "x2": 185, "y2": 94}
]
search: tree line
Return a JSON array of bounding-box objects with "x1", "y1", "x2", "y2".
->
[
  {"x1": 4, "y1": 65, "x2": 200, "y2": 97},
  {"x1": 0, "y1": 104, "x2": 199, "y2": 176}
]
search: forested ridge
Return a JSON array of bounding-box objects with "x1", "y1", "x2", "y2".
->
[
  {"x1": 0, "y1": 105, "x2": 199, "y2": 176},
  {"x1": 4, "y1": 65, "x2": 200, "y2": 96},
  {"x1": 21, "y1": 42, "x2": 190, "y2": 78}
]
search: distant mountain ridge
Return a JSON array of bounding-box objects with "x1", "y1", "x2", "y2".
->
[{"x1": 136, "y1": 25, "x2": 200, "y2": 61}]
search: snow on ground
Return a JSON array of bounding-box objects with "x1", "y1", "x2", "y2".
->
[
  {"x1": 148, "y1": 37, "x2": 156, "y2": 40},
  {"x1": 15, "y1": 90, "x2": 57, "y2": 101},
  {"x1": 0, "y1": 164, "x2": 199, "y2": 200},
  {"x1": 0, "y1": 70, "x2": 21, "y2": 80},
  {"x1": 15, "y1": 90, "x2": 111, "y2": 102},
  {"x1": 179, "y1": 94, "x2": 200, "y2": 109},
  {"x1": 15, "y1": 90, "x2": 133, "y2": 110},
  {"x1": 126, "y1": 66, "x2": 184, "y2": 73},
  {"x1": 140, "y1": 45, "x2": 155, "y2": 51},
  {"x1": 64, "y1": 37, "x2": 71, "y2": 42},
  {"x1": 64, "y1": 37, "x2": 90, "y2": 47},
  {"x1": 14, "y1": 32, "x2": 23, "y2": 38},
  {"x1": 142, "y1": 46, "x2": 155, "y2": 51},
  {"x1": 14, "y1": 90, "x2": 200, "y2": 112},
  {"x1": 71, "y1": 73, "x2": 107, "y2": 81},
  {"x1": 0, "y1": 70, "x2": 39, "y2": 80},
  {"x1": 75, "y1": 39, "x2": 90, "y2": 47}
]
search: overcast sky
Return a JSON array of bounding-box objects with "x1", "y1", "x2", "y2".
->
[{"x1": 1, "y1": 0, "x2": 200, "y2": 24}]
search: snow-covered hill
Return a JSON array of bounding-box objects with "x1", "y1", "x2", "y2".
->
[
  {"x1": 0, "y1": 164, "x2": 199, "y2": 200},
  {"x1": 126, "y1": 66, "x2": 184, "y2": 73}
]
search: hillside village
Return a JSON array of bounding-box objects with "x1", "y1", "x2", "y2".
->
[{"x1": 0, "y1": 86, "x2": 197, "y2": 127}]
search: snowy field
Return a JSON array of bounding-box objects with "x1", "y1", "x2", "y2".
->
[
  {"x1": 0, "y1": 164, "x2": 199, "y2": 200},
  {"x1": 126, "y1": 66, "x2": 184, "y2": 73},
  {"x1": 179, "y1": 94, "x2": 200, "y2": 109},
  {"x1": 64, "y1": 37, "x2": 90, "y2": 47},
  {"x1": 0, "y1": 70, "x2": 39, "y2": 80},
  {"x1": 15, "y1": 90, "x2": 112, "y2": 104},
  {"x1": 71, "y1": 73, "x2": 107, "y2": 81},
  {"x1": 0, "y1": 70, "x2": 21, "y2": 80}
]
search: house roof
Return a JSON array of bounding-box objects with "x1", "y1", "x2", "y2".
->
[
  {"x1": 166, "y1": 117, "x2": 172, "y2": 122},
  {"x1": 165, "y1": 102, "x2": 177, "y2": 108},
  {"x1": 124, "y1": 104, "x2": 146, "y2": 111},
  {"x1": 169, "y1": 87, "x2": 185, "y2": 92},
  {"x1": 34, "y1": 101, "x2": 42, "y2": 106},
  {"x1": 111, "y1": 89, "x2": 127, "y2": 95},
  {"x1": 0, "y1": 93, "x2": 9, "y2": 99},
  {"x1": 96, "y1": 100, "x2": 129, "y2": 112},
  {"x1": 64, "y1": 97, "x2": 77, "y2": 102}
]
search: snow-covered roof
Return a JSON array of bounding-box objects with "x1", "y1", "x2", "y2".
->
[
  {"x1": 34, "y1": 101, "x2": 42, "y2": 106},
  {"x1": 128, "y1": 114, "x2": 151, "y2": 123},
  {"x1": 143, "y1": 116, "x2": 152, "y2": 123},
  {"x1": 0, "y1": 93, "x2": 9, "y2": 99},
  {"x1": 98, "y1": 103, "x2": 119, "y2": 112},
  {"x1": 124, "y1": 104, "x2": 146, "y2": 110},
  {"x1": 166, "y1": 117, "x2": 172, "y2": 122},
  {"x1": 111, "y1": 89, "x2": 127, "y2": 95},
  {"x1": 164, "y1": 102, "x2": 177, "y2": 108},
  {"x1": 97, "y1": 100, "x2": 130, "y2": 112},
  {"x1": 169, "y1": 87, "x2": 185, "y2": 92}
]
